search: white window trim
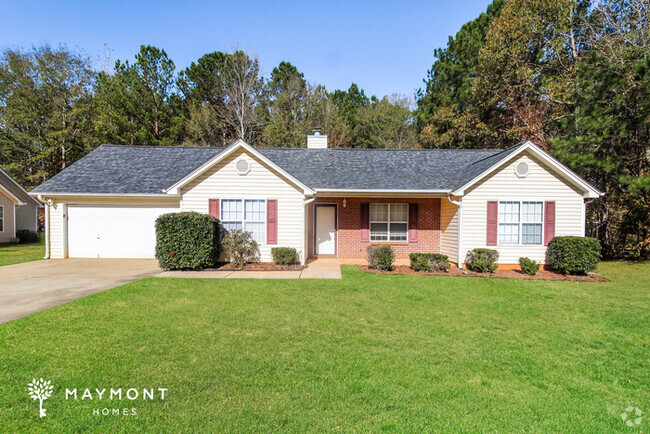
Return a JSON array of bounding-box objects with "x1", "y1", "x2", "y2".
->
[
  {"x1": 220, "y1": 198, "x2": 267, "y2": 243},
  {"x1": 369, "y1": 203, "x2": 409, "y2": 243},
  {"x1": 0, "y1": 205, "x2": 4, "y2": 233},
  {"x1": 497, "y1": 200, "x2": 544, "y2": 246}
]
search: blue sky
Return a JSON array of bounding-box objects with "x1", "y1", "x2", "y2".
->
[{"x1": 2, "y1": 0, "x2": 492, "y2": 99}]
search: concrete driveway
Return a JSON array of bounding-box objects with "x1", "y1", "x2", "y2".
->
[{"x1": 0, "y1": 259, "x2": 161, "y2": 324}]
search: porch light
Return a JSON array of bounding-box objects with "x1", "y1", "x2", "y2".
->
[{"x1": 343, "y1": 198, "x2": 347, "y2": 208}]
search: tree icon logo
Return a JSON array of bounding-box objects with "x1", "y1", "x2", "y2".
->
[
  {"x1": 621, "y1": 406, "x2": 643, "y2": 427},
  {"x1": 27, "y1": 378, "x2": 54, "y2": 418}
]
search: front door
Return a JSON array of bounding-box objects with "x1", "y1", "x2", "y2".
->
[{"x1": 315, "y1": 205, "x2": 336, "y2": 255}]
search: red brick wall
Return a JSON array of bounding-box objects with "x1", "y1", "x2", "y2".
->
[{"x1": 307, "y1": 197, "x2": 441, "y2": 259}]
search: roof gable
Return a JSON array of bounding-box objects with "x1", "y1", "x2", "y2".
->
[
  {"x1": 452, "y1": 141, "x2": 603, "y2": 198},
  {"x1": 0, "y1": 169, "x2": 40, "y2": 206},
  {"x1": 165, "y1": 140, "x2": 314, "y2": 195}
]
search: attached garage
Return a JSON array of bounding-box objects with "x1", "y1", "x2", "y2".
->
[{"x1": 67, "y1": 205, "x2": 178, "y2": 258}]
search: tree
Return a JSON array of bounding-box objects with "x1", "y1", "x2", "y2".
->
[
  {"x1": 416, "y1": 0, "x2": 505, "y2": 122},
  {"x1": 181, "y1": 50, "x2": 263, "y2": 145},
  {"x1": 552, "y1": 0, "x2": 650, "y2": 257},
  {"x1": 356, "y1": 95, "x2": 417, "y2": 149},
  {"x1": 474, "y1": 0, "x2": 591, "y2": 148},
  {"x1": 261, "y1": 61, "x2": 309, "y2": 147},
  {"x1": 93, "y1": 45, "x2": 185, "y2": 147},
  {"x1": 0, "y1": 45, "x2": 95, "y2": 187}
]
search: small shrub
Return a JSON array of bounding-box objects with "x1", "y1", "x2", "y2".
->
[
  {"x1": 15, "y1": 230, "x2": 39, "y2": 244},
  {"x1": 519, "y1": 257, "x2": 540, "y2": 275},
  {"x1": 155, "y1": 212, "x2": 221, "y2": 270},
  {"x1": 409, "y1": 253, "x2": 430, "y2": 271},
  {"x1": 222, "y1": 229, "x2": 260, "y2": 269},
  {"x1": 466, "y1": 248, "x2": 499, "y2": 273},
  {"x1": 272, "y1": 247, "x2": 297, "y2": 265},
  {"x1": 547, "y1": 236, "x2": 601, "y2": 275},
  {"x1": 409, "y1": 253, "x2": 451, "y2": 272},
  {"x1": 367, "y1": 245, "x2": 395, "y2": 271}
]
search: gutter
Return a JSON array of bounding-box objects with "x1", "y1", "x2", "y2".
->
[
  {"x1": 38, "y1": 195, "x2": 50, "y2": 259},
  {"x1": 301, "y1": 195, "x2": 317, "y2": 265},
  {"x1": 447, "y1": 194, "x2": 463, "y2": 270},
  {"x1": 29, "y1": 192, "x2": 178, "y2": 198}
]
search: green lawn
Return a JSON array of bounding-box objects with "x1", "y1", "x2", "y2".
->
[
  {"x1": 0, "y1": 262, "x2": 648, "y2": 432},
  {"x1": 0, "y1": 233, "x2": 44, "y2": 267}
]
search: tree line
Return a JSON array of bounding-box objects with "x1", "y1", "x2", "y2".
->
[
  {"x1": 0, "y1": 46, "x2": 416, "y2": 188},
  {"x1": 0, "y1": 0, "x2": 647, "y2": 258}
]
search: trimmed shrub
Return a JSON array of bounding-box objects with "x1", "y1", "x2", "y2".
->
[
  {"x1": 367, "y1": 245, "x2": 395, "y2": 271},
  {"x1": 409, "y1": 253, "x2": 451, "y2": 272},
  {"x1": 519, "y1": 257, "x2": 540, "y2": 275},
  {"x1": 155, "y1": 212, "x2": 221, "y2": 270},
  {"x1": 465, "y1": 248, "x2": 499, "y2": 273},
  {"x1": 222, "y1": 229, "x2": 260, "y2": 269},
  {"x1": 272, "y1": 247, "x2": 297, "y2": 265},
  {"x1": 547, "y1": 236, "x2": 601, "y2": 275},
  {"x1": 15, "y1": 230, "x2": 39, "y2": 244}
]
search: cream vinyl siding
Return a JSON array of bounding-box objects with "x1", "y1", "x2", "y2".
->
[
  {"x1": 181, "y1": 148, "x2": 306, "y2": 262},
  {"x1": 461, "y1": 152, "x2": 585, "y2": 264},
  {"x1": 440, "y1": 197, "x2": 459, "y2": 263},
  {"x1": 48, "y1": 201, "x2": 65, "y2": 258},
  {"x1": 0, "y1": 196, "x2": 15, "y2": 242}
]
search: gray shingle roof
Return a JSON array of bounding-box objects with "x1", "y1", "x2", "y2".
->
[
  {"x1": 32, "y1": 143, "x2": 526, "y2": 195},
  {"x1": 32, "y1": 145, "x2": 222, "y2": 194},
  {"x1": 0, "y1": 169, "x2": 41, "y2": 205},
  {"x1": 258, "y1": 148, "x2": 505, "y2": 191}
]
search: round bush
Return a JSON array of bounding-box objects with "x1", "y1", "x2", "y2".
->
[
  {"x1": 547, "y1": 236, "x2": 601, "y2": 275},
  {"x1": 465, "y1": 248, "x2": 499, "y2": 273},
  {"x1": 518, "y1": 257, "x2": 540, "y2": 275},
  {"x1": 367, "y1": 245, "x2": 395, "y2": 271},
  {"x1": 272, "y1": 247, "x2": 297, "y2": 265}
]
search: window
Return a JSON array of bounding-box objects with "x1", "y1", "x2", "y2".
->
[
  {"x1": 0, "y1": 205, "x2": 3, "y2": 232},
  {"x1": 370, "y1": 203, "x2": 408, "y2": 242},
  {"x1": 221, "y1": 199, "x2": 266, "y2": 244},
  {"x1": 498, "y1": 201, "x2": 543, "y2": 245}
]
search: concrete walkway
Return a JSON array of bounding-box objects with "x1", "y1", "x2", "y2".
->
[
  {"x1": 157, "y1": 258, "x2": 343, "y2": 279},
  {"x1": 0, "y1": 259, "x2": 161, "y2": 324}
]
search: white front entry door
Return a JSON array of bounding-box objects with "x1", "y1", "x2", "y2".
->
[
  {"x1": 67, "y1": 205, "x2": 178, "y2": 258},
  {"x1": 315, "y1": 205, "x2": 336, "y2": 255}
]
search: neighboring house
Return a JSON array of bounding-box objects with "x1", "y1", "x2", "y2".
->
[
  {"x1": 31, "y1": 134, "x2": 603, "y2": 267},
  {"x1": 0, "y1": 169, "x2": 42, "y2": 244}
]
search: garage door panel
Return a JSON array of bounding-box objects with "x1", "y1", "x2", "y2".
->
[{"x1": 68, "y1": 206, "x2": 178, "y2": 258}]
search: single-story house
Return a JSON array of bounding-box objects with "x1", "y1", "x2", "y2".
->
[
  {"x1": 0, "y1": 168, "x2": 41, "y2": 244},
  {"x1": 31, "y1": 134, "x2": 603, "y2": 267}
]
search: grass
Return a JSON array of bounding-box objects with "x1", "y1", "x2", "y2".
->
[
  {"x1": 0, "y1": 261, "x2": 648, "y2": 432},
  {"x1": 0, "y1": 233, "x2": 44, "y2": 267}
]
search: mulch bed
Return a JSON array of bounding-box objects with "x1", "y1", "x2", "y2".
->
[
  {"x1": 359, "y1": 265, "x2": 608, "y2": 282},
  {"x1": 212, "y1": 262, "x2": 304, "y2": 271}
]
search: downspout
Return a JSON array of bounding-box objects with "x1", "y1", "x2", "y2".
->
[
  {"x1": 302, "y1": 195, "x2": 317, "y2": 265},
  {"x1": 583, "y1": 198, "x2": 597, "y2": 237},
  {"x1": 38, "y1": 195, "x2": 50, "y2": 259},
  {"x1": 447, "y1": 194, "x2": 463, "y2": 269}
]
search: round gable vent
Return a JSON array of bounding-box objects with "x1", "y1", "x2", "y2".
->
[
  {"x1": 515, "y1": 161, "x2": 530, "y2": 177},
  {"x1": 236, "y1": 158, "x2": 250, "y2": 175}
]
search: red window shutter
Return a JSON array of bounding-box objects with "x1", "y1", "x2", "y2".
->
[
  {"x1": 408, "y1": 203, "x2": 419, "y2": 243},
  {"x1": 544, "y1": 201, "x2": 555, "y2": 245},
  {"x1": 360, "y1": 203, "x2": 370, "y2": 243},
  {"x1": 209, "y1": 199, "x2": 219, "y2": 218},
  {"x1": 267, "y1": 199, "x2": 278, "y2": 244},
  {"x1": 486, "y1": 201, "x2": 498, "y2": 246}
]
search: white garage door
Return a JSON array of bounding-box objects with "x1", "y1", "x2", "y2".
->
[{"x1": 67, "y1": 206, "x2": 178, "y2": 258}]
